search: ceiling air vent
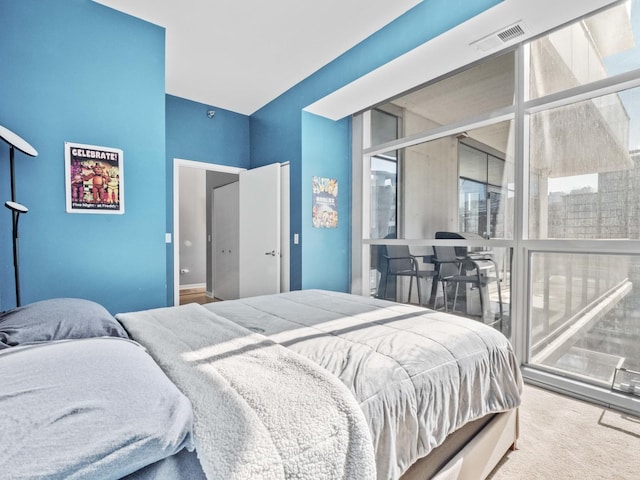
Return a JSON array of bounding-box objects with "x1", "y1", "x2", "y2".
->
[
  {"x1": 470, "y1": 21, "x2": 528, "y2": 52},
  {"x1": 498, "y1": 24, "x2": 525, "y2": 42}
]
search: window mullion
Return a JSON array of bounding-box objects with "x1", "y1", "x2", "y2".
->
[{"x1": 513, "y1": 44, "x2": 530, "y2": 363}]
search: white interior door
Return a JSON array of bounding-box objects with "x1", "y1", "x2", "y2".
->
[
  {"x1": 280, "y1": 163, "x2": 290, "y2": 293},
  {"x1": 213, "y1": 182, "x2": 239, "y2": 300},
  {"x1": 239, "y1": 163, "x2": 281, "y2": 297}
]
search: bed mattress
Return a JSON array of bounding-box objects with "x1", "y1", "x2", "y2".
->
[{"x1": 201, "y1": 290, "x2": 522, "y2": 479}]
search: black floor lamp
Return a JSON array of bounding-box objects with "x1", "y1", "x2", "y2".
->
[
  {"x1": 0, "y1": 125, "x2": 38, "y2": 307},
  {"x1": 5, "y1": 201, "x2": 28, "y2": 307}
]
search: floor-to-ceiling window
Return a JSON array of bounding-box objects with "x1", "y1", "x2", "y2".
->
[
  {"x1": 523, "y1": 1, "x2": 640, "y2": 411},
  {"x1": 356, "y1": 0, "x2": 640, "y2": 414},
  {"x1": 363, "y1": 50, "x2": 516, "y2": 336},
  {"x1": 370, "y1": 108, "x2": 400, "y2": 241}
]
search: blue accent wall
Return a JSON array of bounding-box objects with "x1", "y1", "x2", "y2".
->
[
  {"x1": 0, "y1": 0, "x2": 166, "y2": 314},
  {"x1": 301, "y1": 113, "x2": 351, "y2": 291},
  {"x1": 250, "y1": 98, "x2": 304, "y2": 289},
  {"x1": 165, "y1": 94, "x2": 250, "y2": 304},
  {"x1": 251, "y1": 0, "x2": 502, "y2": 292}
]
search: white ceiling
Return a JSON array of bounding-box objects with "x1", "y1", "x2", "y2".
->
[
  {"x1": 93, "y1": 0, "x2": 621, "y2": 119},
  {"x1": 93, "y1": 0, "x2": 421, "y2": 115}
]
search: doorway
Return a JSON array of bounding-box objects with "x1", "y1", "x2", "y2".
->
[
  {"x1": 173, "y1": 159, "x2": 290, "y2": 306},
  {"x1": 173, "y1": 159, "x2": 244, "y2": 306}
]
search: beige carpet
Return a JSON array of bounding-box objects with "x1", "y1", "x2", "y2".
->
[{"x1": 488, "y1": 384, "x2": 640, "y2": 479}]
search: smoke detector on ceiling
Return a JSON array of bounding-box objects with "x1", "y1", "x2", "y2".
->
[{"x1": 470, "y1": 21, "x2": 528, "y2": 53}]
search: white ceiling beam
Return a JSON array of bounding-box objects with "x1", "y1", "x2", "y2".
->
[{"x1": 304, "y1": 0, "x2": 621, "y2": 120}]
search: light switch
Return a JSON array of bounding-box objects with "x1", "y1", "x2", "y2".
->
[{"x1": 293, "y1": 233, "x2": 299, "y2": 244}]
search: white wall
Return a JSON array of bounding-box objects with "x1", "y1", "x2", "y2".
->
[
  {"x1": 402, "y1": 135, "x2": 459, "y2": 240},
  {"x1": 179, "y1": 166, "x2": 206, "y2": 287}
]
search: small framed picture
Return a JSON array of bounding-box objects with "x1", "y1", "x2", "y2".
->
[
  {"x1": 65, "y1": 142, "x2": 124, "y2": 214},
  {"x1": 312, "y1": 176, "x2": 338, "y2": 228}
]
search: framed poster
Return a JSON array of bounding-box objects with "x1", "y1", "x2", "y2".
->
[
  {"x1": 312, "y1": 176, "x2": 338, "y2": 228},
  {"x1": 65, "y1": 142, "x2": 124, "y2": 214}
]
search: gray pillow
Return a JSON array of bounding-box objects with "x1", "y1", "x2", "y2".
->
[
  {"x1": 0, "y1": 337, "x2": 195, "y2": 478},
  {"x1": 0, "y1": 298, "x2": 128, "y2": 349}
]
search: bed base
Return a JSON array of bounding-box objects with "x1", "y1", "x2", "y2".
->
[{"x1": 400, "y1": 408, "x2": 519, "y2": 480}]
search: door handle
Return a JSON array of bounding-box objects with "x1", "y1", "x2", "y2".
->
[{"x1": 265, "y1": 250, "x2": 276, "y2": 256}]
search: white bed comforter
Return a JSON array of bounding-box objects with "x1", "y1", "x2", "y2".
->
[
  {"x1": 202, "y1": 290, "x2": 523, "y2": 480},
  {"x1": 117, "y1": 303, "x2": 376, "y2": 480}
]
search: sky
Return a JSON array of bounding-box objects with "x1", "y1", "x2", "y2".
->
[
  {"x1": 548, "y1": 173, "x2": 598, "y2": 194},
  {"x1": 605, "y1": 0, "x2": 640, "y2": 150}
]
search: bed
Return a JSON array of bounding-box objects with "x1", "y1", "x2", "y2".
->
[{"x1": 0, "y1": 290, "x2": 522, "y2": 479}]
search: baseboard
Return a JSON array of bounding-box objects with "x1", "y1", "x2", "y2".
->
[{"x1": 180, "y1": 283, "x2": 206, "y2": 294}]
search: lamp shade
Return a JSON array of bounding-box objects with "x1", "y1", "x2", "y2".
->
[
  {"x1": 5, "y1": 201, "x2": 28, "y2": 214},
  {"x1": 0, "y1": 125, "x2": 38, "y2": 157}
]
